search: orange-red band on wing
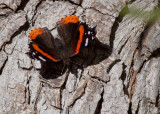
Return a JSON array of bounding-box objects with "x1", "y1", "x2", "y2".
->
[
  {"x1": 29, "y1": 28, "x2": 46, "y2": 40},
  {"x1": 58, "y1": 15, "x2": 79, "y2": 25},
  {"x1": 75, "y1": 25, "x2": 84, "y2": 54},
  {"x1": 32, "y1": 44, "x2": 58, "y2": 62}
]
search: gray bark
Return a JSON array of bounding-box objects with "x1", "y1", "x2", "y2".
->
[{"x1": 0, "y1": 0, "x2": 160, "y2": 114}]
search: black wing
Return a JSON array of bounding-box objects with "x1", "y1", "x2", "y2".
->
[
  {"x1": 27, "y1": 27, "x2": 61, "y2": 62},
  {"x1": 57, "y1": 15, "x2": 96, "y2": 57}
]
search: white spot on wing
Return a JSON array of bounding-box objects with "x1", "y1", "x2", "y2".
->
[
  {"x1": 88, "y1": 31, "x2": 90, "y2": 35},
  {"x1": 38, "y1": 56, "x2": 46, "y2": 62},
  {"x1": 85, "y1": 38, "x2": 89, "y2": 46}
]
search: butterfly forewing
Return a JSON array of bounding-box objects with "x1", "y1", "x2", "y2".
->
[
  {"x1": 66, "y1": 22, "x2": 97, "y2": 56},
  {"x1": 28, "y1": 27, "x2": 61, "y2": 62},
  {"x1": 56, "y1": 16, "x2": 96, "y2": 57}
]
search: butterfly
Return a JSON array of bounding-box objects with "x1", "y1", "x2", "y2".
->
[{"x1": 27, "y1": 15, "x2": 96, "y2": 77}]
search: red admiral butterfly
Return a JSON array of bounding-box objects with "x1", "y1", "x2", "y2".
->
[
  {"x1": 28, "y1": 15, "x2": 96, "y2": 64},
  {"x1": 27, "y1": 15, "x2": 96, "y2": 77}
]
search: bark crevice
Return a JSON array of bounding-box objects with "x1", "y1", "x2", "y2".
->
[{"x1": 0, "y1": 57, "x2": 8, "y2": 75}]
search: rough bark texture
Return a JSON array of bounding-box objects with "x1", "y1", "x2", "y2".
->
[{"x1": 0, "y1": 0, "x2": 160, "y2": 114}]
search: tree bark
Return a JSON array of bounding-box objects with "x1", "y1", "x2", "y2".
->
[{"x1": 0, "y1": 0, "x2": 160, "y2": 114}]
